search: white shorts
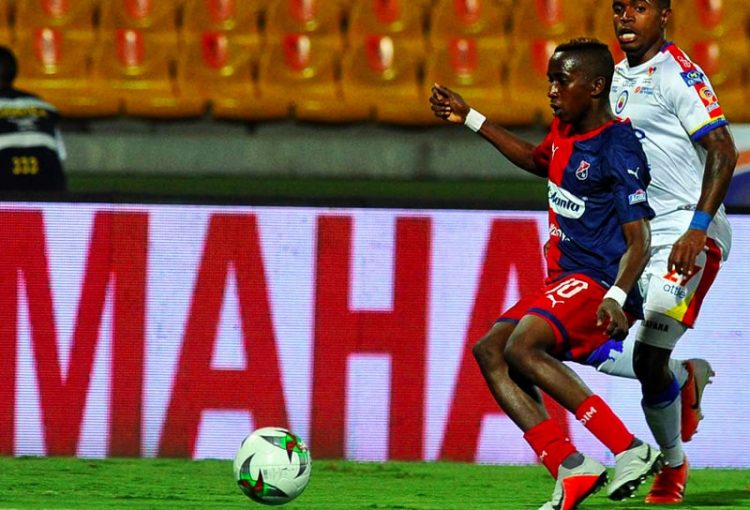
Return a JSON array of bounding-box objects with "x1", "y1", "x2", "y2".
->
[{"x1": 641, "y1": 209, "x2": 730, "y2": 328}]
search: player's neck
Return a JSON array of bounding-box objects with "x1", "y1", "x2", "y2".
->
[
  {"x1": 572, "y1": 107, "x2": 615, "y2": 136},
  {"x1": 626, "y1": 37, "x2": 667, "y2": 67}
]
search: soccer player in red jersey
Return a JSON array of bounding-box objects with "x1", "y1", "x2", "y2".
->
[{"x1": 431, "y1": 38, "x2": 662, "y2": 510}]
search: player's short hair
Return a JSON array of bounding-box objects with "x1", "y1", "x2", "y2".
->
[
  {"x1": 554, "y1": 38, "x2": 615, "y2": 94},
  {"x1": 658, "y1": 0, "x2": 671, "y2": 8},
  {"x1": 0, "y1": 46, "x2": 18, "y2": 85}
]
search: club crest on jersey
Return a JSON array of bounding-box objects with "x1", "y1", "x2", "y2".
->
[
  {"x1": 548, "y1": 182, "x2": 585, "y2": 218},
  {"x1": 575, "y1": 160, "x2": 590, "y2": 180},
  {"x1": 615, "y1": 90, "x2": 629, "y2": 114},
  {"x1": 628, "y1": 188, "x2": 647, "y2": 205},
  {"x1": 698, "y1": 85, "x2": 717, "y2": 104},
  {"x1": 681, "y1": 70, "x2": 704, "y2": 87}
]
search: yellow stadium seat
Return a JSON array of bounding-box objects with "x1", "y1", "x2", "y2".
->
[
  {"x1": 430, "y1": 0, "x2": 512, "y2": 50},
  {"x1": 511, "y1": 0, "x2": 595, "y2": 42},
  {"x1": 505, "y1": 37, "x2": 558, "y2": 125},
  {"x1": 181, "y1": 0, "x2": 261, "y2": 49},
  {"x1": 265, "y1": 0, "x2": 344, "y2": 50},
  {"x1": 92, "y1": 28, "x2": 203, "y2": 118},
  {"x1": 98, "y1": 0, "x2": 180, "y2": 44},
  {"x1": 177, "y1": 30, "x2": 272, "y2": 120},
  {"x1": 14, "y1": 0, "x2": 97, "y2": 41},
  {"x1": 14, "y1": 27, "x2": 119, "y2": 117},
  {"x1": 424, "y1": 37, "x2": 512, "y2": 125},
  {"x1": 341, "y1": 34, "x2": 434, "y2": 124},
  {"x1": 669, "y1": 0, "x2": 749, "y2": 55},
  {"x1": 258, "y1": 33, "x2": 367, "y2": 122},
  {"x1": 0, "y1": 2, "x2": 11, "y2": 45},
  {"x1": 348, "y1": 0, "x2": 426, "y2": 56}
]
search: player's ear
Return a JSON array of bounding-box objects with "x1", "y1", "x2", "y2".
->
[
  {"x1": 660, "y1": 7, "x2": 672, "y2": 29},
  {"x1": 591, "y1": 76, "x2": 607, "y2": 97}
]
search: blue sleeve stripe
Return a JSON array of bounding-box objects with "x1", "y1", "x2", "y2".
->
[
  {"x1": 690, "y1": 118, "x2": 728, "y2": 141},
  {"x1": 495, "y1": 317, "x2": 519, "y2": 325}
]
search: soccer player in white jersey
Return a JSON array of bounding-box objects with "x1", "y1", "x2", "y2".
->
[{"x1": 593, "y1": 0, "x2": 739, "y2": 504}]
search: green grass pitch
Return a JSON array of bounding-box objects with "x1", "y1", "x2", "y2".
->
[{"x1": 1, "y1": 457, "x2": 749, "y2": 509}]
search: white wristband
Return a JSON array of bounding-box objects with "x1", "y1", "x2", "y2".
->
[
  {"x1": 464, "y1": 108, "x2": 486, "y2": 132},
  {"x1": 603, "y1": 286, "x2": 628, "y2": 307}
]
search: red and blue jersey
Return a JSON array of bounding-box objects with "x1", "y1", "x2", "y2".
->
[{"x1": 533, "y1": 117, "x2": 655, "y2": 318}]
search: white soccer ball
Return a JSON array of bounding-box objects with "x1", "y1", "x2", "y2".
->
[{"x1": 233, "y1": 427, "x2": 312, "y2": 506}]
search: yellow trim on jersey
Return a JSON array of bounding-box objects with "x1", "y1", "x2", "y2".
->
[
  {"x1": 688, "y1": 116, "x2": 726, "y2": 137},
  {"x1": 663, "y1": 290, "x2": 696, "y2": 321}
]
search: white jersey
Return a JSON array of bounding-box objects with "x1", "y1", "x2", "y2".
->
[{"x1": 610, "y1": 42, "x2": 731, "y2": 258}]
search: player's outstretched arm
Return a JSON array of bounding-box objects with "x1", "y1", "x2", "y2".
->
[
  {"x1": 597, "y1": 218, "x2": 651, "y2": 340},
  {"x1": 429, "y1": 83, "x2": 544, "y2": 176},
  {"x1": 668, "y1": 125, "x2": 738, "y2": 275}
]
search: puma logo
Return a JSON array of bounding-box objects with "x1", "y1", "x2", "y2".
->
[{"x1": 627, "y1": 168, "x2": 639, "y2": 179}]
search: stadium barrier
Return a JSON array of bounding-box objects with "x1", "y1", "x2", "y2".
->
[{"x1": 1, "y1": 202, "x2": 748, "y2": 467}]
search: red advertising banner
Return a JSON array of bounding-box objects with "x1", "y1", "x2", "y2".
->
[{"x1": 1, "y1": 203, "x2": 748, "y2": 467}]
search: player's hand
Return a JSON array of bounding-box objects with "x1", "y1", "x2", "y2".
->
[
  {"x1": 596, "y1": 299, "x2": 629, "y2": 340},
  {"x1": 430, "y1": 83, "x2": 470, "y2": 124},
  {"x1": 668, "y1": 229, "x2": 707, "y2": 276}
]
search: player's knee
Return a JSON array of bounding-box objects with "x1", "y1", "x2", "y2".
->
[
  {"x1": 473, "y1": 324, "x2": 512, "y2": 368},
  {"x1": 633, "y1": 345, "x2": 673, "y2": 389},
  {"x1": 503, "y1": 333, "x2": 532, "y2": 372}
]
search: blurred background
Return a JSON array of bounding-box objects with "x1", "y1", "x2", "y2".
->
[{"x1": 1, "y1": 0, "x2": 749, "y2": 207}]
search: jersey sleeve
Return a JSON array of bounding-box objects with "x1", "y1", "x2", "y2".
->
[
  {"x1": 661, "y1": 52, "x2": 729, "y2": 141},
  {"x1": 606, "y1": 142, "x2": 656, "y2": 225}
]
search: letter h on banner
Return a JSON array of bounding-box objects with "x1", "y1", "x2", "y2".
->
[{"x1": 311, "y1": 216, "x2": 431, "y2": 460}]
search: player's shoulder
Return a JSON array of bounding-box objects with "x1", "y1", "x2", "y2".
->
[
  {"x1": 654, "y1": 43, "x2": 711, "y2": 84},
  {"x1": 600, "y1": 120, "x2": 646, "y2": 162}
]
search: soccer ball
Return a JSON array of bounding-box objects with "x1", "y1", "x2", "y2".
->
[{"x1": 233, "y1": 427, "x2": 312, "y2": 505}]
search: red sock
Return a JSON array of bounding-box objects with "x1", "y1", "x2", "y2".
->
[
  {"x1": 575, "y1": 395, "x2": 634, "y2": 455},
  {"x1": 524, "y1": 419, "x2": 577, "y2": 479}
]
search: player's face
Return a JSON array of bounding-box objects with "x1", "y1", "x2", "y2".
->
[
  {"x1": 546, "y1": 53, "x2": 592, "y2": 125},
  {"x1": 612, "y1": 0, "x2": 669, "y2": 61}
]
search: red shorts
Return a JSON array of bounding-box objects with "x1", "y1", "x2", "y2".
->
[{"x1": 498, "y1": 273, "x2": 620, "y2": 362}]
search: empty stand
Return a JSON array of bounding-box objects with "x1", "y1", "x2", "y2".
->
[
  {"x1": 14, "y1": 0, "x2": 97, "y2": 42},
  {"x1": 348, "y1": 0, "x2": 427, "y2": 56},
  {"x1": 181, "y1": 0, "x2": 262, "y2": 50},
  {"x1": 14, "y1": 27, "x2": 119, "y2": 117},
  {"x1": 511, "y1": 0, "x2": 596, "y2": 42},
  {"x1": 92, "y1": 28, "x2": 203, "y2": 118},
  {"x1": 505, "y1": 37, "x2": 558, "y2": 125},
  {"x1": 424, "y1": 37, "x2": 513, "y2": 124},
  {"x1": 341, "y1": 34, "x2": 434, "y2": 124},
  {"x1": 265, "y1": 0, "x2": 345, "y2": 50},
  {"x1": 258, "y1": 33, "x2": 367, "y2": 122},
  {"x1": 177, "y1": 30, "x2": 272, "y2": 120},
  {"x1": 98, "y1": 0, "x2": 180, "y2": 44},
  {"x1": 430, "y1": 0, "x2": 512, "y2": 50}
]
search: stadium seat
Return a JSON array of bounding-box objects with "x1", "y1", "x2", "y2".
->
[
  {"x1": 341, "y1": 34, "x2": 434, "y2": 124},
  {"x1": 177, "y1": 30, "x2": 271, "y2": 120},
  {"x1": 511, "y1": 0, "x2": 595, "y2": 42},
  {"x1": 347, "y1": 0, "x2": 427, "y2": 56},
  {"x1": 13, "y1": 27, "x2": 119, "y2": 117},
  {"x1": 258, "y1": 33, "x2": 367, "y2": 122},
  {"x1": 0, "y1": 2, "x2": 11, "y2": 45},
  {"x1": 92, "y1": 28, "x2": 203, "y2": 118},
  {"x1": 265, "y1": 0, "x2": 345, "y2": 50},
  {"x1": 424, "y1": 37, "x2": 511, "y2": 125},
  {"x1": 14, "y1": 0, "x2": 97, "y2": 42},
  {"x1": 98, "y1": 0, "x2": 180, "y2": 44},
  {"x1": 181, "y1": 0, "x2": 262, "y2": 49},
  {"x1": 505, "y1": 37, "x2": 558, "y2": 125},
  {"x1": 685, "y1": 40, "x2": 749, "y2": 123},
  {"x1": 429, "y1": 0, "x2": 512, "y2": 50}
]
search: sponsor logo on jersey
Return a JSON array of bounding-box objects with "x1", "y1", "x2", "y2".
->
[
  {"x1": 628, "y1": 188, "x2": 647, "y2": 205},
  {"x1": 615, "y1": 90, "x2": 629, "y2": 114},
  {"x1": 699, "y1": 85, "x2": 717, "y2": 104},
  {"x1": 634, "y1": 85, "x2": 654, "y2": 95},
  {"x1": 647, "y1": 66, "x2": 657, "y2": 76},
  {"x1": 681, "y1": 70, "x2": 705, "y2": 87},
  {"x1": 548, "y1": 182, "x2": 585, "y2": 218},
  {"x1": 549, "y1": 223, "x2": 569, "y2": 241},
  {"x1": 575, "y1": 160, "x2": 590, "y2": 180}
]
